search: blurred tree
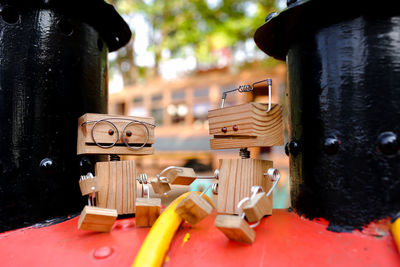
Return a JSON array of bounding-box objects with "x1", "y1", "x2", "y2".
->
[{"x1": 106, "y1": 0, "x2": 279, "y2": 84}]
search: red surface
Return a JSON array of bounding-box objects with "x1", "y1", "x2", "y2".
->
[{"x1": 1, "y1": 210, "x2": 399, "y2": 266}]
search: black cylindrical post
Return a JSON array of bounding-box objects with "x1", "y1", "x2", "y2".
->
[
  {"x1": 0, "y1": 1, "x2": 130, "y2": 232},
  {"x1": 255, "y1": 0, "x2": 400, "y2": 230}
]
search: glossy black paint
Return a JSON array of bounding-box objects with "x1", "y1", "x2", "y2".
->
[
  {"x1": 255, "y1": 1, "x2": 400, "y2": 230},
  {"x1": 287, "y1": 16, "x2": 400, "y2": 230},
  {"x1": 377, "y1": 132, "x2": 399, "y2": 156},
  {"x1": 0, "y1": 0, "x2": 131, "y2": 52},
  {"x1": 0, "y1": 5, "x2": 112, "y2": 231}
]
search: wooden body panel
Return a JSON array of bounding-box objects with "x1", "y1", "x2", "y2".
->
[
  {"x1": 208, "y1": 103, "x2": 283, "y2": 149},
  {"x1": 77, "y1": 206, "x2": 118, "y2": 232},
  {"x1": 95, "y1": 160, "x2": 136, "y2": 215},
  {"x1": 77, "y1": 113, "x2": 155, "y2": 155},
  {"x1": 215, "y1": 214, "x2": 255, "y2": 244},
  {"x1": 217, "y1": 158, "x2": 273, "y2": 214}
]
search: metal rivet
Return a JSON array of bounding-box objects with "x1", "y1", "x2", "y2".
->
[
  {"x1": 79, "y1": 157, "x2": 92, "y2": 175},
  {"x1": 39, "y1": 158, "x2": 55, "y2": 173},
  {"x1": 285, "y1": 142, "x2": 290, "y2": 156},
  {"x1": 323, "y1": 137, "x2": 340, "y2": 155},
  {"x1": 108, "y1": 129, "x2": 114, "y2": 135},
  {"x1": 377, "y1": 131, "x2": 399, "y2": 155},
  {"x1": 233, "y1": 125, "x2": 239, "y2": 131},
  {"x1": 126, "y1": 130, "x2": 132, "y2": 137},
  {"x1": 93, "y1": 246, "x2": 114, "y2": 259},
  {"x1": 289, "y1": 140, "x2": 300, "y2": 157},
  {"x1": 221, "y1": 127, "x2": 227, "y2": 133}
]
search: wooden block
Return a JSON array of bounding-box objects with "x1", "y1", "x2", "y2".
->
[
  {"x1": 79, "y1": 177, "x2": 99, "y2": 196},
  {"x1": 217, "y1": 158, "x2": 273, "y2": 214},
  {"x1": 78, "y1": 206, "x2": 118, "y2": 232},
  {"x1": 215, "y1": 215, "x2": 255, "y2": 244},
  {"x1": 164, "y1": 167, "x2": 196, "y2": 185},
  {"x1": 175, "y1": 192, "x2": 213, "y2": 225},
  {"x1": 96, "y1": 160, "x2": 136, "y2": 215},
  {"x1": 77, "y1": 113, "x2": 155, "y2": 155},
  {"x1": 208, "y1": 103, "x2": 283, "y2": 149},
  {"x1": 150, "y1": 180, "x2": 171, "y2": 194},
  {"x1": 243, "y1": 192, "x2": 272, "y2": 222},
  {"x1": 135, "y1": 198, "x2": 161, "y2": 227}
]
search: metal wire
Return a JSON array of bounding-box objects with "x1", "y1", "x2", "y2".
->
[
  {"x1": 81, "y1": 117, "x2": 156, "y2": 150},
  {"x1": 220, "y1": 78, "x2": 273, "y2": 112}
]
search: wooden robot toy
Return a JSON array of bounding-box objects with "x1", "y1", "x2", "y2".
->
[
  {"x1": 209, "y1": 78, "x2": 284, "y2": 243},
  {"x1": 76, "y1": 113, "x2": 159, "y2": 231}
]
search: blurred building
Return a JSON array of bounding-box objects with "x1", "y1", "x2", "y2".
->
[{"x1": 109, "y1": 63, "x2": 290, "y2": 207}]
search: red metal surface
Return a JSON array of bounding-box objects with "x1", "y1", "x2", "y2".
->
[{"x1": 1, "y1": 210, "x2": 399, "y2": 266}]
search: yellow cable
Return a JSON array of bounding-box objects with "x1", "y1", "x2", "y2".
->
[
  {"x1": 391, "y1": 217, "x2": 400, "y2": 253},
  {"x1": 133, "y1": 192, "x2": 214, "y2": 267}
]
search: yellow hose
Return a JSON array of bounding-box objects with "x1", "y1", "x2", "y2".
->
[
  {"x1": 391, "y1": 217, "x2": 400, "y2": 253},
  {"x1": 133, "y1": 192, "x2": 214, "y2": 267}
]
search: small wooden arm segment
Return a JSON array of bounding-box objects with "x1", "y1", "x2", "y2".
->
[
  {"x1": 77, "y1": 113, "x2": 155, "y2": 155},
  {"x1": 135, "y1": 198, "x2": 161, "y2": 227},
  {"x1": 163, "y1": 167, "x2": 196, "y2": 185},
  {"x1": 150, "y1": 180, "x2": 171, "y2": 194},
  {"x1": 78, "y1": 206, "x2": 118, "y2": 232},
  {"x1": 243, "y1": 192, "x2": 272, "y2": 222},
  {"x1": 79, "y1": 177, "x2": 99, "y2": 196},
  {"x1": 208, "y1": 103, "x2": 283, "y2": 149},
  {"x1": 215, "y1": 215, "x2": 255, "y2": 244},
  {"x1": 175, "y1": 192, "x2": 213, "y2": 225}
]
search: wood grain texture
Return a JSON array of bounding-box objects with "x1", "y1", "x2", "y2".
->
[
  {"x1": 217, "y1": 158, "x2": 273, "y2": 214},
  {"x1": 77, "y1": 113, "x2": 155, "y2": 155},
  {"x1": 164, "y1": 167, "x2": 197, "y2": 185},
  {"x1": 208, "y1": 103, "x2": 283, "y2": 149},
  {"x1": 215, "y1": 214, "x2": 255, "y2": 244},
  {"x1": 243, "y1": 192, "x2": 272, "y2": 222},
  {"x1": 175, "y1": 192, "x2": 213, "y2": 225},
  {"x1": 78, "y1": 206, "x2": 118, "y2": 232},
  {"x1": 135, "y1": 198, "x2": 161, "y2": 227},
  {"x1": 78, "y1": 177, "x2": 99, "y2": 196},
  {"x1": 150, "y1": 180, "x2": 171, "y2": 194},
  {"x1": 96, "y1": 160, "x2": 136, "y2": 215}
]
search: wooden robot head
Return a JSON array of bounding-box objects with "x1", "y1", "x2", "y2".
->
[
  {"x1": 77, "y1": 113, "x2": 155, "y2": 155},
  {"x1": 208, "y1": 79, "x2": 284, "y2": 150}
]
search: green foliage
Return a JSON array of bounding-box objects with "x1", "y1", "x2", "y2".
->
[{"x1": 106, "y1": 0, "x2": 279, "y2": 80}]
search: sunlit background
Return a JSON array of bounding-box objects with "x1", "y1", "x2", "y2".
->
[{"x1": 105, "y1": 0, "x2": 290, "y2": 208}]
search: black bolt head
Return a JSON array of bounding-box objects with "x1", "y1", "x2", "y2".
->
[
  {"x1": 289, "y1": 140, "x2": 300, "y2": 157},
  {"x1": 323, "y1": 137, "x2": 340, "y2": 155},
  {"x1": 377, "y1": 131, "x2": 399, "y2": 155}
]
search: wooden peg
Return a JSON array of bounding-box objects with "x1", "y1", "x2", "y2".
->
[
  {"x1": 135, "y1": 198, "x2": 161, "y2": 227},
  {"x1": 78, "y1": 205, "x2": 118, "y2": 232},
  {"x1": 175, "y1": 192, "x2": 213, "y2": 225},
  {"x1": 215, "y1": 214, "x2": 255, "y2": 244},
  {"x1": 164, "y1": 167, "x2": 196, "y2": 185},
  {"x1": 243, "y1": 192, "x2": 272, "y2": 223},
  {"x1": 151, "y1": 179, "x2": 171, "y2": 194},
  {"x1": 79, "y1": 177, "x2": 99, "y2": 196}
]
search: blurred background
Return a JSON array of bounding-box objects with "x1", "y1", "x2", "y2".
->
[{"x1": 105, "y1": 0, "x2": 289, "y2": 208}]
